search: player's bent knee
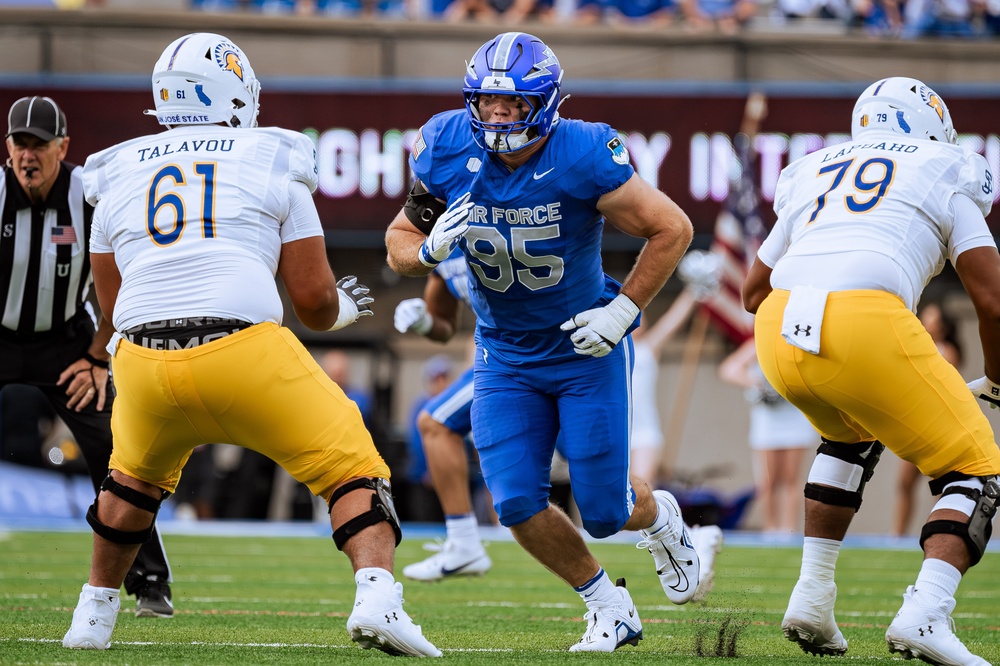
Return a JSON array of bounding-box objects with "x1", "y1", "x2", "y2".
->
[
  {"x1": 920, "y1": 474, "x2": 998, "y2": 566},
  {"x1": 417, "y1": 411, "x2": 453, "y2": 441},
  {"x1": 86, "y1": 472, "x2": 169, "y2": 545},
  {"x1": 495, "y1": 497, "x2": 547, "y2": 528},
  {"x1": 327, "y1": 477, "x2": 401, "y2": 551},
  {"x1": 804, "y1": 438, "x2": 884, "y2": 512},
  {"x1": 580, "y1": 518, "x2": 621, "y2": 540}
]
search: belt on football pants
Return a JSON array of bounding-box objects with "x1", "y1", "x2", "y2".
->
[{"x1": 122, "y1": 318, "x2": 254, "y2": 350}]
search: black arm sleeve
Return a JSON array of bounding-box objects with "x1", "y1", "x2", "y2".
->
[{"x1": 403, "y1": 180, "x2": 447, "y2": 235}]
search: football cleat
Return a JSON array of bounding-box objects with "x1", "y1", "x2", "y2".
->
[
  {"x1": 690, "y1": 524, "x2": 724, "y2": 603},
  {"x1": 347, "y1": 578, "x2": 441, "y2": 657},
  {"x1": 135, "y1": 575, "x2": 174, "y2": 618},
  {"x1": 62, "y1": 584, "x2": 120, "y2": 650},
  {"x1": 782, "y1": 576, "x2": 848, "y2": 656},
  {"x1": 569, "y1": 578, "x2": 643, "y2": 653},
  {"x1": 637, "y1": 490, "x2": 700, "y2": 604},
  {"x1": 402, "y1": 540, "x2": 491, "y2": 582},
  {"x1": 885, "y1": 586, "x2": 990, "y2": 666}
]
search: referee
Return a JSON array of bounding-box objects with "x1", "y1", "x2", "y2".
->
[{"x1": 2, "y1": 96, "x2": 175, "y2": 617}]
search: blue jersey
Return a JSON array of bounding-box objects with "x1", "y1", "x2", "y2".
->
[
  {"x1": 410, "y1": 110, "x2": 635, "y2": 365},
  {"x1": 434, "y1": 247, "x2": 472, "y2": 309}
]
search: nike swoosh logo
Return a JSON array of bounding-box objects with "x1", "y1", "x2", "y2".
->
[
  {"x1": 440, "y1": 558, "x2": 482, "y2": 576},
  {"x1": 533, "y1": 167, "x2": 555, "y2": 180}
]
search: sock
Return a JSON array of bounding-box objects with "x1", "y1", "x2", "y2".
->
[
  {"x1": 574, "y1": 568, "x2": 620, "y2": 610},
  {"x1": 355, "y1": 567, "x2": 395, "y2": 592},
  {"x1": 800, "y1": 536, "x2": 841, "y2": 585},
  {"x1": 911, "y1": 558, "x2": 961, "y2": 607},
  {"x1": 445, "y1": 513, "x2": 481, "y2": 550},
  {"x1": 644, "y1": 501, "x2": 672, "y2": 537}
]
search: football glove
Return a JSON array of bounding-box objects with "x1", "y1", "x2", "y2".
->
[
  {"x1": 419, "y1": 192, "x2": 474, "y2": 268},
  {"x1": 967, "y1": 376, "x2": 1000, "y2": 410},
  {"x1": 394, "y1": 298, "x2": 433, "y2": 335},
  {"x1": 329, "y1": 276, "x2": 374, "y2": 331},
  {"x1": 676, "y1": 249, "x2": 723, "y2": 302},
  {"x1": 560, "y1": 294, "x2": 640, "y2": 358}
]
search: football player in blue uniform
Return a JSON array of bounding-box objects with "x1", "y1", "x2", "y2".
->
[
  {"x1": 386, "y1": 32, "x2": 698, "y2": 652},
  {"x1": 394, "y1": 248, "x2": 492, "y2": 581}
]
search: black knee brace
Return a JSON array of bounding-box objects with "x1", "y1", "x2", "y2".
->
[
  {"x1": 920, "y1": 473, "x2": 998, "y2": 566},
  {"x1": 86, "y1": 472, "x2": 170, "y2": 545},
  {"x1": 804, "y1": 439, "x2": 884, "y2": 511},
  {"x1": 327, "y1": 478, "x2": 402, "y2": 551}
]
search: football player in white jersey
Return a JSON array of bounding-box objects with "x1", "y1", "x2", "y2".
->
[
  {"x1": 744, "y1": 77, "x2": 1000, "y2": 665},
  {"x1": 61, "y1": 33, "x2": 441, "y2": 658}
]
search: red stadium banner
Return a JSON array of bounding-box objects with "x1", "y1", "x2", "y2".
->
[{"x1": 3, "y1": 86, "x2": 999, "y2": 240}]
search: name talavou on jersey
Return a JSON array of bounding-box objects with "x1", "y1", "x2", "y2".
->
[
  {"x1": 470, "y1": 202, "x2": 562, "y2": 226},
  {"x1": 137, "y1": 138, "x2": 236, "y2": 162}
]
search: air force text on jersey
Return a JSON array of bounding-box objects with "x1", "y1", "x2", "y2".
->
[{"x1": 471, "y1": 203, "x2": 562, "y2": 226}]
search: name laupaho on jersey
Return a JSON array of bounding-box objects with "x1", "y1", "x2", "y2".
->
[
  {"x1": 759, "y1": 133, "x2": 995, "y2": 311},
  {"x1": 83, "y1": 126, "x2": 321, "y2": 331}
]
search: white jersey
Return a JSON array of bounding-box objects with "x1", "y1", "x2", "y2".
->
[
  {"x1": 759, "y1": 133, "x2": 995, "y2": 311},
  {"x1": 84, "y1": 125, "x2": 322, "y2": 330}
]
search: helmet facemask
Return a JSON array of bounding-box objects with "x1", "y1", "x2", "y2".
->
[{"x1": 463, "y1": 32, "x2": 563, "y2": 154}]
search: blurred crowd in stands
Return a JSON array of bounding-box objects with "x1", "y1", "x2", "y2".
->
[
  {"x1": 16, "y1": 0, "x2": 1000, "y2": 39},
  {"x1": 184, "y1": 0, "x2": 1000, "y2": 39}
]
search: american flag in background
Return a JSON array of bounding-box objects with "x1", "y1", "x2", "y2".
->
[
  {"x1": 50, "y1": 226, "x2": 77, "y2": 245},
  {"x1": 701, "y1": 133, "x2": 767, "y2": 344}
]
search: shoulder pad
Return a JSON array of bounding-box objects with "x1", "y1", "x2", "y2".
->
[{"x1": 956, "y1": 150, "x2": 995, "y2": 218}]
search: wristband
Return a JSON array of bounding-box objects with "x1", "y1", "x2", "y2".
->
[{"x1": 83, "y1": 352, "x2": 110, "y2": 369}]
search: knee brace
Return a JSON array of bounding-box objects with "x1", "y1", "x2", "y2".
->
[
  {"x1": 86, "y1": 472, "x2": 169, "y2": 545},
  {"x1": 920, "y1": 473, "x2": 998, "y2": 566},
  {"x1": 327, "y1": 478, "x2": 402, "y2": 551},
  {"x1": 804, "y1": 439, "x2": 884, "y2": 511}
]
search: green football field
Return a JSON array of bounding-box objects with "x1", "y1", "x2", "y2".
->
[{"x1": 1, "y1": 528, "x2": 997, "y2": 664}]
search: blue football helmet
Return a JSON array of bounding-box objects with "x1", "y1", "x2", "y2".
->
[
  {"x1": 463, "y1": 32, "x2": 563, "y2": 153},
  {"x1": 851, "y1": 77, "x2": 956, "y2": 145}
]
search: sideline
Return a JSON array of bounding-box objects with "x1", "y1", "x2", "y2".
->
[{"x1": 0, "y1": 516, "x2": 921, "y2": 551}]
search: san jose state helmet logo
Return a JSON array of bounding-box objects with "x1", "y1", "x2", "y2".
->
[{"x1": 214, "y1": 42, "x2": 245, "y2": 81}]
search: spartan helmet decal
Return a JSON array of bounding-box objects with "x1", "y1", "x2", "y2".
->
[
  {"x1": 147, "y1": 32, "x2": 261, "y2": 129},
  {"x1": 851, "y1": 77, "x2": 957, "y2": 145},
  {"x1": 215, "y1": 44, "x2": 244, "y2": 81}
]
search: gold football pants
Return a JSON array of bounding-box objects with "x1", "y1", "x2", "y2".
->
[
  {"x1": 108, "y1": 322, "x2": 388, "y2": 500},
  {"x1": 755, "y1": 289, "x2": 1000, "y2": 479}
]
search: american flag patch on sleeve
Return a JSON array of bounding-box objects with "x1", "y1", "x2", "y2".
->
[{"x1": 51, "y1": 226, "x2": 77, "y2": 245}]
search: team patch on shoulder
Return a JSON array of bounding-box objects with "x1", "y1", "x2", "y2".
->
[
  {"x1": 607, "y1": 136, "x2": 629, "y2": 166},
  {"x1": 412, "y1": 128, "x2": 427, "y2": 161},
  {"x1": 466, "y1": 157, "x2": 482, "y2": 173}
]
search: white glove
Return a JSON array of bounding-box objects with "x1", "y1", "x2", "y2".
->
[
  {"x1": 419, "y1": 192, "x2": 474, "y2": 268},
  {"x1": 394, "y1": 298, "x2": 433, "y2": 335},
  {"x1": 967, "y1": 376, "x2": 1000, "y2": 410},
  {"x1": 329, "y1": 276, "x2": 374, "y2": 331},
  {"x1": 560, "y1": 294, "x2": 640, "y2": 358},
  {"x1": 676, "y1": 249, "x2": 723, "y2": 302}
]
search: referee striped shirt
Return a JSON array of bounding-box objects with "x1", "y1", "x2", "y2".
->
[{"x1": 0, "y1": 162, "x2": 94, "y2": 338}]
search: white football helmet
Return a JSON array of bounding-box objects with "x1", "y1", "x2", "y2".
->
[
  {"x1": 851, "y1": 77, "x2": 956, "y2": 144},
  {"x1": 147, "y1": 33, "x2": 260, "y2": 129}
]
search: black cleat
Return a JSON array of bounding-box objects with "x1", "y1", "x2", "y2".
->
[{"x1": 135, "y1": 576, "x2": 174, "y2": 618}]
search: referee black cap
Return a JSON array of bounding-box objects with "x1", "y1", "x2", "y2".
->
[{"x1": 6, "y1": 96, "x2": 67, "y2": 142}]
